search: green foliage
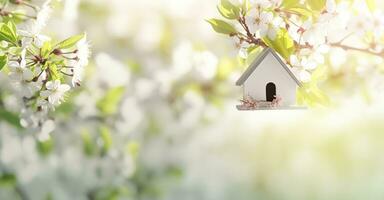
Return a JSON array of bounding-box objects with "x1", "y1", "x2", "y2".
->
[
  {"x1": 262, "y1": 29, "x2": 295, "y2": 59},
  {"x1": 282, "y1": 0, "x2": 300, "y2": 9},
  {"x1": 217, "y1": 0, "x2": 240, "y2": 20},
  {"x1": 81, "y1": 129, "x2": 96, "y2": 156},
  {"x1": 0, "y1": 107, "x2": 21, "y2": 128},
  {"x1": 99, "y1": 126, "x2": 112, "y2": 154},
  {"x1": 0, "y1": 172, "x2": 16, "y2": 187},
  {"x1": 54, "y1": 33, "x2": 84, "y2": 49},
  {"x1": 41, "y1": 41, "x2": 53, "y2": 59},
  {"x1": 2, "y1": 11, "x2": 27, "y2": 24},
  {"x1": 285, "y1": 6, "x2": 313, "y2": 20},
  {"x1": 365, "y1": 0, "x2": 376, "y2": 11},
  {"x1": 127, "y1": 141, "x2": 140, "y2": 159},
  {"x1": 0, "y1": 21, "x2": 18, "y2": 45},
  {"x1": 96, "y1": 86, "x2": 125, "y2": 116},
  {"x1": 306, "y1": 0, "x2": 326, "y2": 12},
  {"x1": 241, "y1": 0, "x2": 250, "y2": 15},
  {"x1": 0, "y1": 55, "x2": 7, "y2": 70},
  {"x1": 37, "y1": 138, "x2": 54, "y2": 156},
  {"x1": 48, "y1": 63, "x2": 61, "y2": 80},
  {"x1": 207, "y1": 19, "x2": 237, "y2": 35},
  {"x1": 297, "y1": 83, "x2": 330, "y2": 107}
]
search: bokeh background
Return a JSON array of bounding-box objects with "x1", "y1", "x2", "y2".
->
[{"x1": 2, "y1": 0, "x2": 384, "y2": 199}]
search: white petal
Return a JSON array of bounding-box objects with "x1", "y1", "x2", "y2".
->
[
  {"x1": 326, "y1": 0, "x2": 336, "y2": 13},
  {"x1": 290, "y1": 55, "x2": 300, "y2": 66},
  {"x1": 261, "y1": 12, "x2": 273, "y2": 23},
  {"x1": 259, "y1": 24, "x2": 268, "y2": 37},
  {"x1": 40, "y1": 90, "x2": 51, "y2": 98},
  {"x1": 45, "y1": 81, "x2": 54, "y2": 90},
  {"x1": 267, "y1": 28, "x2": 277, "y2": 40},
  {"x1": 239, "y1": 47, "x2": 248, "y2": 59},
  {"x1": 8, "y1": 61, "x2": 20, "y2": 69},
  {"x1": 59, "y1": 84, "x2": 71, "y2": 92},
  {"x1": 9, "y1": 72, "x2": 22, "y2": 81},
  {"x1": 22, "y1": 69, "x2": 34, "y2": 81},
  {"x1": 300, "y1": 70, "x2": 311, "y2": 82}
]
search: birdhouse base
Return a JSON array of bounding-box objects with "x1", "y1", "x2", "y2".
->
[{"x1": 236, "y1": 104, "x2": 306, "y2": 111}]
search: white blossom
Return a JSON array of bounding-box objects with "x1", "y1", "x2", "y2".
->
[
  {"x1": 8, "y1": 50, "x2": 33, "y2": 82},
  {"x1": 76, "y1": 34, "x2": 91, "y2": 67},
  {"x1": 40, "y1": 80, "x2": 70, "y2": 105},
  {"x1": 248, "y1": 12, "x2": 281, "y2": 40}
]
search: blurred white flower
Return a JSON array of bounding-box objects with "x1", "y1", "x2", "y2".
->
[
  {"x1": 35, "y1": 0, "x2": 53, "y2": 34},
  {"x1": 71, "y1": 35, "x2": 90, "y2": 86},
  {"x1": 95, "y1": 53, "x2": 130, "y2": 87},
  {"x1": 38, "y1": 120, "x2": 55, "y2": 142},
  {"x1": 76, "y1": 34, "x2": 91, "y2": 67},
  {"x1": 348, "y1": 14, "x2": 372, "y2": 36},
  {"x1": 8, "y1": 50, "x2": 33, "y2": 82},
  {"x1": 193, "y1": 51, "x2": 218, "y2": 82}
]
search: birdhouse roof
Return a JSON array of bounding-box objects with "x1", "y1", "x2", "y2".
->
[{"x1": 235, "y1": 47, "x2": 302, "y2": 87}]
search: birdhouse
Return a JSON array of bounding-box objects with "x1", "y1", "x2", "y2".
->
[{"x1": 236, "y1": 47, "x2": 305, "y2": 110}]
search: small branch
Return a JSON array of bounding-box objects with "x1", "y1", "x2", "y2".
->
[
  {"x1": 330, "y1": 42, "x2": 384, "y2": 57},
  {"x1": 235, "y1": 10, "x2": 384, "y2": 60}
]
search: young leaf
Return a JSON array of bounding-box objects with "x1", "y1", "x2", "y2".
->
[
  {"x1": 0, "y1": 22, "x2": 18, "y2": 44},
  {"x1": 282, "y1": 0, "x2": 301, "y2": 9},
  {"x1": 48, "y1": 63, "x2": 61, "y2": 80},
  {"x1": 96, "y1": 86, "x2": 125, "y2": 116},
  {"x1": 81, "y1": 129, "x2": 95, "y2": 156},
  {"x1": 307, "y1": 0, "x2": 326, "y2": 12},
  {"x1": 217, "y1": 0, "x2": 240, "y2": 20},
  {"x1": 55, "y1": 33, "x2": 84, "y2": 49},
  {"x1": 37, "y1": 137, "x2": 54, "y2": 156},
  {"x1": 241, "y1": 0, "x2": 250, "y2": 15},
  {"x1": 0, "y1": 107, "x2": 22, "y2": 129},
  {"x1": 366, "y1": 0, "x2": 376, "y2": 11},
  {"x1": 263, "y1": 29, "x2": 295, "y2": 60},
  {"x1": 99, "y1": 126, "x2": 112, "y2": 154},
  {"x1": 41, "y1": 41, "x2": 52, "y2": 58},
  {"x1": 207, "y1": 19, "x2": 237, "y2": 35},
  {"x1": 0, "y1": 55, "x2": 7, "y2": 71}
]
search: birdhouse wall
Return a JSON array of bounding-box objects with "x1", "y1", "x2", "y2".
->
[{"x1": 243, "y1": 53, "x2": 297, "y2": 106}]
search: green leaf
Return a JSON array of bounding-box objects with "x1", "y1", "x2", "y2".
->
[
  {"x1": 55, "y1": 33, "x2": 84, "y2": 49},
  {"x1": 99, "y1": 126, "x2": 112, "y2": 154},
  {"x1": 287, "y1": 6, "x2": 313, "y2": 19},
  {"x1": 306, "y1": 0, "x2": 326, "y2": 12},
  {"x1": 241, "y1": 0, "x2": 250, "y2": 15},
  {"x1": 217, "y1": 0, "x2": 240, "y2": 20},
  {"x1": 207, "y1": 19, "x2": 237, "y2": 35},
  {"x1": 0, "y1": 107, "x2": 21, "y2": 128},
  {"x1": 81, "y1": 129, "x2": 95, "y2": 156},
  {"x1": 0, "y1": 172, "x2": 16, "y2": 187},
  {"x1": 282, "y1": 0, "x2": 301, "y2": 9},
  {"x1": 366, "y1": 0, "x2": 376, "y2": 11},
  {"x1": 262, "y1": 29, "x2": 295, "y2": 60},
  {"x1": 48, "y1": 63, "x2": 61, "y2": 80},
  {"x1": 96, "y1": 86, "x2": 125, "y2": 115},
  {"x1": 37, "y1": 137, "x2": 54, "y2": 156},
  {"x1": 0, "y1": 55, "x2": 7, "y2": 71},
  {"x1": 41, "y1": 41, "x2": 52, "y2": 58},
  {"x1": 0, "y1": 22, "x2": 18, "y2": 45}
]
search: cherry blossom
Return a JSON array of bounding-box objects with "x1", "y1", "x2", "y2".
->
[{"x1": 40, "y1": 80, "x2": 71, "y2": 106}]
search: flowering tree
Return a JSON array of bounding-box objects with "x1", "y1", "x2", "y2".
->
[
  {"x1": 0, "y1": 0, "x2": 89, "y2": 133},
  {"x1": 208, "y1": 0, "x2": 383, "y2": 106}
]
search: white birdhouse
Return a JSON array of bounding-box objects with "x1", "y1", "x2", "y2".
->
[{"x1": 236, "y1": 48, "x2": 305, "y2": 110}]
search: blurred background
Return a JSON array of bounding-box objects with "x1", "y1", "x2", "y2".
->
[{"x1": 1, "y1": 0, "x2": 384, "y2": 199}]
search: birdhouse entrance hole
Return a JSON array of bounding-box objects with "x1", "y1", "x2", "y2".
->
[{"x1": 266, "y1": 82, "x2": 276, "y2": 102}]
